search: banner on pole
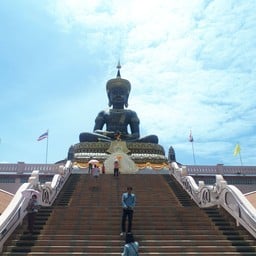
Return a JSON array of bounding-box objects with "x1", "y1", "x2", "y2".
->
[{"x1": 233, "y1": 143, "x2": 241, "y2": 156}]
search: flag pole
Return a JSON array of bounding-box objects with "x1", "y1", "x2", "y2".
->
[
  {"x1": 191, "y1": 141, "x2": 196, "y2": 165},
  {"x1": 45, "y1": 130, "x2": 49, "y2": 164},
  {"x1": 238, "y1": 151, "x2": 243, "y2": 166}
]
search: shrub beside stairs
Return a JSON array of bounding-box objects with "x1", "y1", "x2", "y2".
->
[{"x1": 2, "y1": 173, "x2": 256, "y2": 255}]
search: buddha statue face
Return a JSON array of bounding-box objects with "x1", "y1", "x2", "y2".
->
[{"x1": 108, "y1": 87, "x2": 129, "y2": 108}]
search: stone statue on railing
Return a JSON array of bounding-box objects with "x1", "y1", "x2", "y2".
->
[{"x1": 79, "y1": 63, "x2": 158, "y2": 144}]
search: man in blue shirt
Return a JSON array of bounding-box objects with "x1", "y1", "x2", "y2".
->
[{"x1": 120, "y1": 186, "x2": 136, "y2": 236}]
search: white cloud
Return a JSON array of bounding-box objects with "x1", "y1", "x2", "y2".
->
[
  {"x1": 47, "y1": 0, "x2": 256, "y2": 165},
  {"x1": 1, "y1": 0, "x2": 255, "y2": 165}
]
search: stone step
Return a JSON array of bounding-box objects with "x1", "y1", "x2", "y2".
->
[
  {"x1": 14, "y1": 233, "x2": 255, "y2": 242},
  {"x1": 6, "y1": 245, "x2": 256, "y2": 254},
  {"x1": 3, "y1": 253, "x2": 256, "y2": 256},
  {"x1": 12, "y1": 238, "x2": 256, "y2": 247}
]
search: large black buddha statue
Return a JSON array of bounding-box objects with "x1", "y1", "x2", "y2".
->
[{"x1": 79, "y1": 63, "x2": 158, "y2": 144}]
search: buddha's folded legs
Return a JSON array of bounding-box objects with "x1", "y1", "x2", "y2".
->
[
  {"x1": 137, "y1": 135, "x2": 159, "y2": 144},
  {"x1": 79, "y1": 132, "x2": 111, "y2": 142},
  {"x1": 79, "y1": 132, "x2": 158, "y2": 144}
]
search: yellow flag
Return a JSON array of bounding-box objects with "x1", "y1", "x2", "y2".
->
[{"x1": 233, "y1": 144, "x2": 241, "y2": 156}]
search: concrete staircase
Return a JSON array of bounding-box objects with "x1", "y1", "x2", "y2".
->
[{"x1": 3, "y1": 174, "x2": 256, "y2": 255}]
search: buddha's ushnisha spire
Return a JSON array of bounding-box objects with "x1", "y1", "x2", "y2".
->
[{"x1": 116, "y1": 61, "x2": 121, "y2": 78}]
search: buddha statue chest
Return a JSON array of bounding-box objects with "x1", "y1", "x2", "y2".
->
[{"x1": 101, "y1": 109, "x2": 139, "y2": 134}]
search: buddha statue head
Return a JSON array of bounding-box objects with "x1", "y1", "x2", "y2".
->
[{"x1": 106, "y1": 62, "x2": 131, "y2": 108}]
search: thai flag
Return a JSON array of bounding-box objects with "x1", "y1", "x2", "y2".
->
[{"x1": 37, "y1": 131, "x2": 48, "y2": 141}]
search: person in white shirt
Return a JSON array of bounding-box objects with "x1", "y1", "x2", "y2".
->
[
  {"x1": 92, "y1": 165, "x2": 100, "y2": 178},
  {"x1": 91, "y1": 165, "x2": 100, "y2": 189}
]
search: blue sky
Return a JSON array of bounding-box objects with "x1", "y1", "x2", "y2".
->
[{"x1": 0, "y1": 0, "x2": 255, "y2": 166}]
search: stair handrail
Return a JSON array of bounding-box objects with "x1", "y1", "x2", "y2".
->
[
  {"x1": 0, "y1": 183, "x2": 31, "y2": 251},
  {"x1": 0, "y1": 160, "x2": 72, "y2": 252},
  {"x1": 170, "y1": 162, "x2": 256, "y2": 238},
  {"x1": 39, "y1": 161, "x2": 72, "y2": 206},
  {"x1": 219, "y1": 184, "x2": 256, "y2": 238}
]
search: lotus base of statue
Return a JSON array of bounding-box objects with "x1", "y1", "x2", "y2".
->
[{"x1": 69, "y1": 140, "x2": 168, "y2": 173}]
